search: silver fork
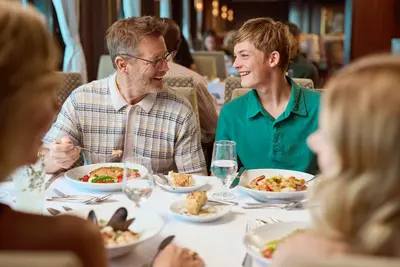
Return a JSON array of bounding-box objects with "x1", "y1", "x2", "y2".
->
[
  {"x1": 243, "y1": 219, "x2": 268, "y2": 266},
  {"x1": 157, "y1": 173, "x2": 176, "y2": 189},
  {"x1": 243, "y1": 199, "x2": 308, "y2": 210},
  {"x1": 242, "y1": 220, "x2": 256, "y2": 267}
]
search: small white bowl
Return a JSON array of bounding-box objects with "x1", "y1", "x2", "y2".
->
[{"x1": 66, "y1": 205, "x2": 164, "y2": 258}]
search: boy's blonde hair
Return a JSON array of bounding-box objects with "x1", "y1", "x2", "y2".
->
[
  {"x1": 311, "y1": 54, "x2": 400, "y2": 256},
  {"x1": 233, "y1": 17, "x2": 291, "y2": 71}
]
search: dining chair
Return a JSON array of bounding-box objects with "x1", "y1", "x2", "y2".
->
[
  {"x1": 163, "y1": 76, "x2": 194, "y2": 88},
  {"x1": 97, "y1": 54, "x2": 115, "y2": 79},
  {"x1": 167, "y1": 86, "x2": 201, "y2": 132},
  {"x1": 192, "y1": 51, "x2": 227, "y2": 79},
  {"x1": 0, "y1": 251, "x2": 82, "y2": 267},
  {"x1": 224, "y1": 77, "x2": 316, "y2": 103},
  {"x1": 192, "y1": 55, "x2": 218, "y2": 80},
  {"x1": 56, "y1": 72, "x2": 83, "y2": 106}
]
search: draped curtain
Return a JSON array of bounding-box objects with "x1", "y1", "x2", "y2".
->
[
  {"x1": 52, "y1": 0, "x2": 88, "y2": 83},
  {"x1": 122, "y1": 0, "x2": 141, "y2": 18}
]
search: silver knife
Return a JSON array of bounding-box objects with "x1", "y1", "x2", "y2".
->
[
  {"x1": 147, "y1": 235, "x2": 175, "y2": 267},
  {"x1": 45, "y1": 172, "x2": 62, "y2": 190}
]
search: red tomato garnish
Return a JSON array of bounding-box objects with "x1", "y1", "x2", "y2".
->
[
  {"x1": 98, "y1": 180, "x2": 104, "y2": 183},
  {"x1": 263, "y1": 249, "x2": 273, "y2": 259},
  {"x1": 117, "y1": 177, "x2": 122, "y2": 183},
  {"x1": 82, "y1": 175, "x2": 89, "y2": 182},
  {"x1": 135, "y1": 172, "x2": 141, "y2": 178}
]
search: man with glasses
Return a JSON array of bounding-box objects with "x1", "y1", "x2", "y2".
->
[{"x1": 41, "y1": 16, "x2": 207, "y2": 175}]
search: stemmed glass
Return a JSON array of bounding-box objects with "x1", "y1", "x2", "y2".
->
[
  {"x1": 210, "y1": 140, "x2": 238, "y2": 201},
  {"x1": 122, "y1": 157, "x2": 154, "y2": 208}
]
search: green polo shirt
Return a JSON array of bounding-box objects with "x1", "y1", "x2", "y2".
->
[{"x1": 216, "y1": 78, "x2": 320, "y2": 174}]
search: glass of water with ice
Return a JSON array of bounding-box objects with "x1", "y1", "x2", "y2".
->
[
  {"x1": 13, "y1": 156, "x2": 46, "y2": 214},
  {"x1": 122, "y1": 157, "x2": 153, "y2": 208},
  {"x1": 210, "y1": 140, "x2": 238, "y2": 200}
]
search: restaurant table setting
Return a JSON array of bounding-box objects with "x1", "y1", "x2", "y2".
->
[{"x1": 0, "y1": 166, "x2": 313, "y2": 267}]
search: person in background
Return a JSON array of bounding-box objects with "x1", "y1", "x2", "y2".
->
[
  {"x1": 272, "y1": 54, "x2": 400, "y2": 266},
  {"x1": 216, "y1": 18, "x2": 320, "y2": 175},
  {"x1": 286, "y1": 22, "x2": 320, "y2": 87},
  {"x1": 42, "y1": 16, "x2": 207, "y2": 176},
  {"x1": 174, "y1": 31, "x2": 198, "y2": 71},
  {"x1": 0, "y1": 3, "x2": 204, "y2": 267},
  {"x1": 203, "y1": 30, "x2": 218, "y2": 52},
  {"x1": 162, "y1": 18, "x2": 218, "y2": 169}
]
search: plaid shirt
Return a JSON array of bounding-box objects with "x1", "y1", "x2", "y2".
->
[{"x1": 44, "y1": 73, "x2": 207, "y2": 174}]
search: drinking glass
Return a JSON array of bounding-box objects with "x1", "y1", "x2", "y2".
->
[
  {"x1": 122, "y1": 157, "x2": 154, "y2": 208},
  {"x1": 210, "y1": 140, "x2": 238, "y2": 200},
  {"x1": 13, "y1": 156, "x2": 46, "y2": 214}
]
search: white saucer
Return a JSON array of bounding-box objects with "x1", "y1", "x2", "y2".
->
[
  {"x1": 155, "y1": 175, "x2": 208, "y2": 193},
  {"x1": 170, "y1": 199, "x2": 230, "y2": 223}
]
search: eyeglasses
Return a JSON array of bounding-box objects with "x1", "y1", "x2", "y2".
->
[{"x1": 117, "y1": 51, "x2": 176, "y2": 68}]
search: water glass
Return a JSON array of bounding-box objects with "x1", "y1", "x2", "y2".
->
[
  {"x1": 122, "y1": 157, "x2": 154, "y2": 208},
  {"x1": 211, "y1": 140, "x2": 238, "y2": 200},
  {"x1": 13, "y1": 157, "x2": 46, "y2": 214}
]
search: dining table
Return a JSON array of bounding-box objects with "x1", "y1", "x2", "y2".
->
[{"x1": 0, "y1": 174, "x2": 310, "y2": 267}]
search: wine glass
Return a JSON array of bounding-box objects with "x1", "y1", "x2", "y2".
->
[
  {"x1": 210, "y1": 140, "x2": 238, "y2": 200},
  {"x1": 13, "y1": 155, "x2": 46, "y2": 214},
  {"x1": 122, "y1": 157, "x2": 153, "y2": 208}
]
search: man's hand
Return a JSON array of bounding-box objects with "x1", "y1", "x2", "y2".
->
[{"x1": 47, "y1": 136, "x2": 81, "y2": 170}]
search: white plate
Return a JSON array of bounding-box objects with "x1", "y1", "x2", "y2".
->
[
  {"x1": 66, "y1": 204, "x2": 164, "y2": 259},
  {"x1": 243, "y1": 222, "x2": 309, "y2": 264},
  {"x1": 170, "y1": 199, "x2": 230, "y2": 223},
  {"x1": 155, "y1": 175, "x2": 208, "y2": 193},
  {"x1": 238, "y1": 169, "x2": 314, "y2": 200},
  {"x1": 65, "y1": 163, "x2": 148, "y2": 192}
]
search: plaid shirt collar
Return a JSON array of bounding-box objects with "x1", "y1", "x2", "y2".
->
[{"x1": 108, "y1": 72, "x2": 157, "y2": 113}]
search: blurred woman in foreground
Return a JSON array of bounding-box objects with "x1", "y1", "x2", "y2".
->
[
  {"x1": 0, "y1": 3, "x2": 203, "y2": 267},
  {"x1": 272, "y1": 54, "x2": 400, "y2": 265}
]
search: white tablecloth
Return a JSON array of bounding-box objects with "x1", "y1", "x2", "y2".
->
[{"x1": 0, "y1": 175, "x2": 310, "y2": 267}]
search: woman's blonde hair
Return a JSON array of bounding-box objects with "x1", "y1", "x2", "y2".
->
[
  {"x1": 0, "y1": 2, "x2": 60, "y2": 177},
  {"x1": 311, "y1": 54, "x2": 400, "y2": 256}
]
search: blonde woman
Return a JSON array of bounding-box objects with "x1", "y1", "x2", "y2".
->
[
  {"x1": 272, "y1": 54, "x2": 400, "y2": 265},
  {"x1": 0, "y1": 3, "x2": 203, "y2": 267}
]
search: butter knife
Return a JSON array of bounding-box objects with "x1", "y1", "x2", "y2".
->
[
  {"x1": 229, "y1": 167, "x2": 245, "y2": 189},
  {"x1": 147, "y1": 235, "x2": 175, "y2": 267},
  {"x1": 45, "y1": 172, "x2": 62, "y2": 190}
]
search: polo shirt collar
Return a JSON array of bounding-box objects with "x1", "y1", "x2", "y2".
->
[
  {"x1": 246, "y1": 89, "x2": 264, "y2": 119},
  {"x1": 246, "y1": 76, "x2": 308, "y2": 119},
  {"x1": 108, "y1": 73, "x2": 157, "y2": 113},
  {"x1": 286, "y1": 76, "x2": 308, "y2": 117}
]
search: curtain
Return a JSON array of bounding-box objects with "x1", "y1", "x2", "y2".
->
[
  {"x1": 52, "y1": 0, "x2": 87, "y2": 83},
  {"x1": 122, "y1": 0, "x2": 141, "y2": 18}
]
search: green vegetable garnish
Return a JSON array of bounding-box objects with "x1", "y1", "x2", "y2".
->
[{"x1": 91, "y1": 175, "x2": 115, "y2": 183}]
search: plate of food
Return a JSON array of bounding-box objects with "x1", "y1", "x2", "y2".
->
[
  {"x1": 66, "y1": 205, "x2": 164, "y2": 258},
  {"x1": 65, "y1": 163, "x2": 148, "y2": 191},
  {"x1": 238, "y1": 169, "x2": 314, "y2": 200},
  {"x1": 243, "y1": 222, "x2": 309, "y2": 264},
  {"x1": 170, "y1": 191, "x2": 230, "y2": 223},
  {"x1": 155, "y1": 171, "x2": 208, "y2": 193}
]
